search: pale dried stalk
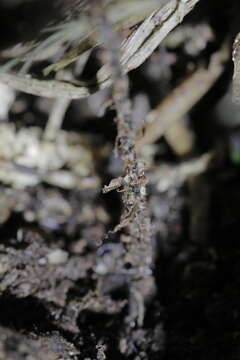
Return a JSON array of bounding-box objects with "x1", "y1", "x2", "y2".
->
[
  {"x1": 136, "y1": 41, "x2": 230, "y2": 150},
  {"x1": 232, "y1": 32, "x2": 240, "y2": 104},
  {"x1": 164, "y1": 117, "x2": 195, "y2": 156},
  {"x1": 0, "y1": 73, "x2": 93, "y2": 99},
  {"x1": 124, "y1": 0, "x2": 201, "y2": 72},
  {"x1": 0, "y1": 0, "x2": 201, "y2": 99},
  {"x1": 43, "y1": 98, "x2": 71, "y2": 142},
  {"x1": 98, "y1": 0, "x2": 202, "y2": 85},
  {"x1": 151, "y1": 152, "x2": 212, "y2": 191},
  {"x1": 43, "y1": 51, "x2": 91, "y2": 141}
]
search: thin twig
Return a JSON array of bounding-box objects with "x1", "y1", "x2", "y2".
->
[{"x1": 92, "y1": 1, "x2": 154, "y2": 327}]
